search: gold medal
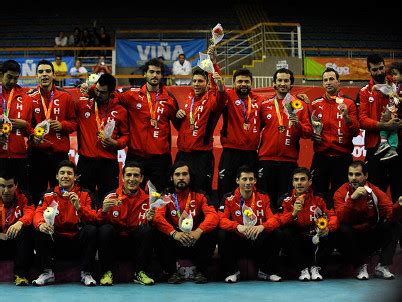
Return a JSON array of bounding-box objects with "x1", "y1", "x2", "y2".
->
[
  {"x1": 278, "y1": 125, "x2": 286, "y2": 133},
  {"x1": 190, "y1": 124, "x2": 195, "y2": 131},
  {"x1": 150, "y1": 119, "x2": 157, "y2": 127},
  {"x1": 243, "y1": 123, "x2": 250, "y2": 131}
]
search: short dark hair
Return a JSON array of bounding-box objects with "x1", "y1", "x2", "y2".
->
[
  {"x1": 37, "y1": 59, "x2": 54, "y2": 73},
  {"x1": 122, "y1": 161, "x2": 143, "y2": 176},
  {"x1": 273, "y1": 68, "x2": 294, "y2": 85},
  {"x1": 142, "y1": 58, "x2": 164, "y2": 75},
  {"x1": 322, "y1": 67, "x2": 339, "y2": 80},
  {"x1": 367, "y1": 53, "x2": 384, "y2": 69},
  {"x1": 0, "y1": 170, "x2": 16, "y2": 183},
  {"x1": 98, "y1": 73, "x2": 116, "y2": 92},
  {"x1": 0, "y1": 60, "x2": 21, "y2": 74},
  {"x1": 349, "y1": 160, "x2": 368, "y2": 175},
  {"x1": 292, "y1": 167, "x2": 311, "y2": 180},
  {"x1": 236, "y1": 165, "x2": 255, "y2": 179},
  {"x1": 233, "y1": 68, "x2": 253, "y2": 83},
  {"x1": 192, "y1": 66, "x2": 208, "y2": 80},
  {"x1": 57, "y1": 160, "x2": 77, "y2": 174}
]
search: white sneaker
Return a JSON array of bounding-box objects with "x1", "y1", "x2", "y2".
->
[
  {"x1": 356, "y1": 264, "x2": 369, "y2": 280},
  {"x1": 32, "y1": 270, "x2": 55, "y2": 286},
  {"x1": 310, "y1": 266, "x2": 323, "y2": 281},
  {"x1": 224, "y1": 271, "x2": 240, "y2": 283},
  {"x1": 298, "y1": 268, "x2": 310, "y2": 281},
  {"x1": 257, "y1": 270, "x2": 282, "y2": 282},
  {"x1": 81, "y1": 271, "x2": 97, "y2": 286},
  {"x1": 375, "y1": 263, "x2": 394, "y2": 280}
]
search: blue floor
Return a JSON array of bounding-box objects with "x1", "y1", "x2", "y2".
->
[{"x1": 1, "y1": 276, "x2": 401, "y2": 302}]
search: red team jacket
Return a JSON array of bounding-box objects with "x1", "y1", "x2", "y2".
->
[
  {"x1": 154, "y1": 189, "x2": 219, "y2": 235},
  {"x1": 119, "y1": 85, "x2": 178, "y2": 156},
  {"x1": 311, "y1": 94, "x2": 360, "y2": 156},
  {"x1": 220, "y1": 90, "x2": 265, "y2": 151},
  {"x1": 75, "y1": 93, "x2": 129, "y2": 159},
  {"x1": 33, "y1": 185, "x2": 97, "y2": 238},
  {"x1": 358, "y1": 79, "x2": 401, "y2": 149},
  {"x1": 0, "y1": 84, "x2": 33, "y2": 158},
  {"x1": 177, "y1": 88, "x2": 225, "y2": 152},
  {"x1": 259, "y1": 96, "x2": 312, "y2": 162},
  {"x1": 278, "y1": 190, "x2": 339, "y2": 234},
  {"x1": 0, "y1": 190, "x2": 34, "y2": 233},
  {"x1": 333, "y1": 181, "x2": 393, "y2": 231},
  {"x1": 27, "y1": 85, "x2": 77, "y2": 153},
  {"x1": 219, "y1": 188, "x2": 279, "y2": 233},
  {"x1": 98, "y1": 187, "x2": 150, "y2": 236}
]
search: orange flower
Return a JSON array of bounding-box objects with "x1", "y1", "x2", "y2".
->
[
  {"x1": 291, "y1": 99, "x2": 302, "y2": 110},
  {"x1": 316, "y1": 217, "x2": 328, "y2": 230}
]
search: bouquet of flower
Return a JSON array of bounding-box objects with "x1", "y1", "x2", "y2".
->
[
  {"x1": 43, "y1": 200, "x2": 59, "y2": 240},
  {"x1": 197, "y1": 52, "x2": 215, "y2": 74},
  {"x1": 311, "y1": 113, "x2": 323, "y2": 135},
  {"x1": 87, "y1": 73, "x2": 100, "y2": 86},
  {"x1": 146, "y1": 180, "x2": 173, "y2": 209},
  {"x1": 242, "y1": 204, "x2": 257, "y2": 227},
  {"x1": 211, "y1": 23, "x2": 224, "y2": 45},
  {"x1": 283, "y1": 93, "x2": 302, "y2": 116},
  {"x1": 97, "y1": 119, "x2": 116, "y2": 140},
  {"x1": 179, "y1": 210, "x2": 193, "y2": 233},
  {"x1": 33, "y1": 120, "x2": 50, "y2": 140},
  {"x1": 312, "y1": 207, "x2": 329, "y2": 245},
  {"x1": 0, "y1": 114, "x2": 12, "y2": 137}
]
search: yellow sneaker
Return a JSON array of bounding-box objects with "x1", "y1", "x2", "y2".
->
[
  {"x1": 15, "y1": 275, "x2": 29, "y2": 286},
  {"x1": 100, "y1": 271, "x2": 113, "y2": 286},
  {"x1": 134, "y1": 271, "x2": 155, "y2": 285}
]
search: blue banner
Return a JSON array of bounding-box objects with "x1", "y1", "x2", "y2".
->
[
  {"x1": 116, "y1": 39, "x2": 206, "y2": 68},
  {"x1": 3, "y1": 57, "x2": 75, "y2": 87}
]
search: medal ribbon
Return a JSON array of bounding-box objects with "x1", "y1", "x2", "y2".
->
[
  {"x1": 189, "y1": 96, "x2": 201, "y2": 126},
  {"x1": 239, "y1": 96, "x2": 252, "y2": 124},
  {"x1": 146, "y1": 89, "x2": 159, "y2": 121},
  {"x1": 240, "y1": 192, "x2": 256, "y2": 213},
  {"x1": 172, "y1": 192, "x2": 192, "y2": 219},
  {"x1": 274, "y1": 98, "x2": 284, "y2": 129},
  {"x1": 1, "y1": 87, "x2": 15, "y2": 117},
  {"x1": 39, "y1": 87, "x2": 54, "y2": 120}
]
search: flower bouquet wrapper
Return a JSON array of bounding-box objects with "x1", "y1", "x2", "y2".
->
[
  {"x1": 242, "y1": 204, "x2": 257, "y2": 227},
  {"x1": 197, "y1": 52, "x2": 215, "y2": 74},
  {"x1": 179, "y1": 210, "x2": 193, "y2": 233},
  {"x1": 43, "y1": 200, "x2": 59, "y2": 226},
  {"x1": 102, "y1": 119, "x2": 116, "y2": 139},
  {"x1": 312, "y1": 206, "x2": 329, "y2": 245},
  {"x1": 211, "y1": 23, "x2": 224, "y2": 45},
  {"x1": 34, "y1": 120, "x2": 50, "y2": 139},
  {"x1": 86, "y1": 73, "x2": 100, "y2": 87},
  {"x1": 311, "y1": 113, "x2": 323, "y2": 135},
  {"x1": 146, "y1": 180, "x2": 172, "y2": 209}
]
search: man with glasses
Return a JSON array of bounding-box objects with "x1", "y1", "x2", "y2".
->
[
  {"x1": 75, "y1": 73, "x2": 128, "y2": 206},
  {"x1": 357, "y1": 53, "x2": 402, "y2": 202},
  {"x1": 27, "y1": 59, "x2": 77, "y2": 205}
]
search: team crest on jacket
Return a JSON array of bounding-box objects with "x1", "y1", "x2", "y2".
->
[
  {"x1": 85, "y1": 112, "x2": 91, "y2": 118},
  {"x1": 235, "y1": 100, "x2": 241, "y2": 106},
  {"x1": 136, "y1": 103, "x2": 142, "y2": 109},
  {"x1": 112, "y1": 210, "x2": 119, "y2": 217},
  {"x1": 235, "y1": 210, "x2": 241, "y2": 216},
  {"x1": 171, "y1": 210, "x2": 177, "y2": 216},
  {"x1": 35, "y1": 108, "x2": 41, "y2": 114}
]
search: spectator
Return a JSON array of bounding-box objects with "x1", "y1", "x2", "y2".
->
[
  {"x1": 157, "y1": 56, "x2": 172, "y2": 86},
  {"x1": 54, "y1": 31, "x2": 68, "y2": 47},
  {"x1": 93, "y1": 22, "x2": 112, "y2": 57},
  {"x1": 92, "y1": 55, "x2": 112, "y2": 75},
  {"x1": 69, "y1": 59, "x2": 88, "y2": 86},
  {"x1": 172, "y1": 53, "x2": 192, "y2": 86},
  {"x1": 80, "y1": 28, "x2": 95, "y2": 56},
  {"x1": 68, "y1": 27, "x2": 82, "y2": 47},
  {"x1": 52, "y1": 55, "x2": 68, "y2": 87}
]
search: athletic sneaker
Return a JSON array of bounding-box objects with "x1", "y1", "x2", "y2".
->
[
  {"x1": 310, "y1": 266, "x2": 323, "y2": 281},
  {"x1": 167, "y1": 272, "x2": 182, "y2": 284},
  {"x1": 375, "y1": 263, "x2": 394, "y2": 279},
  {"x1": 32, "y1": 270, "x2": 55, "y2": 286},
  {"x1": 193, "y1": 272, "x2": 208, "y2": 284},
  {"x1": 380, "y1": 149, "x2": 398, "y2": 161},
  {"x1": 374, "y1": 141, "x2": 390, "y2": 155},
  {"x1": 356, "y1": 264, "x2": 369, "y2": 280},
  {"x1": 224, "y1": 271, "x2": 240, "y2": 283},
  {"x1": 100, "y1": 270, "x2": 113, "y2": 286},
  {"x1": 81, "y1": 271, "x2": 96, "y2": 286},
  {"x1": 14, "y1": 275, "x2": 29, "y2": 286},
  {"x1": 298, "y1": 268, "x2": 310, "y2": 281},
  {"x1": 134, "y1": 271, "x2": 155, "y2": 285},
  {"x1": 257, "y1": 270, "x2": 282, "y2": 282}
]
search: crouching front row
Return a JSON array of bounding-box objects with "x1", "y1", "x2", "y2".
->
[{"x1": 1, "y1": 160, "x2": 399, "y2": 286}]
